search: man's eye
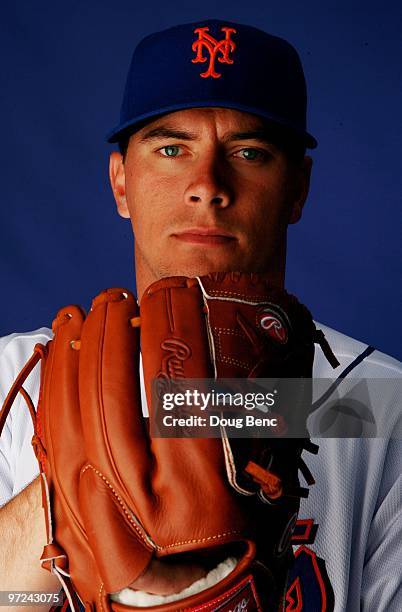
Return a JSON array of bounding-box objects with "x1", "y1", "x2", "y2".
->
[
  {"x1": 234, "y1": 148, "x2": 265, "y2": 161},
  {"x1": 159, "y1": 145, "x2": 181, "y2": 157}
]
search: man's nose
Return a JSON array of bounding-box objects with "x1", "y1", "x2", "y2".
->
[{"x1": 183, "y1": 157, "x2": 233, "y2": 208}]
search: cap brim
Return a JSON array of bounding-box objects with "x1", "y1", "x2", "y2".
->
[{"x1": 106, "y1": 100, "x2": 317, "y2": 148}]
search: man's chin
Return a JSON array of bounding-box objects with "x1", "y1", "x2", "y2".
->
[
  {"x1": 163, "y1": 261, "x2": 248, "y2": 279},
  {"x1": 154, "y1": 259, "x2": 283, "y2": 288}
]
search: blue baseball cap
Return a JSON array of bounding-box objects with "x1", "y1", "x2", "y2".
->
[{"x1": 107, "y1": 20, "x2": 317, "y2": 148}]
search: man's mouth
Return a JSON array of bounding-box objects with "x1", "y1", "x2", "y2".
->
[{"x1": 172, "y1": 228, "x2": 237, "y2": 245}]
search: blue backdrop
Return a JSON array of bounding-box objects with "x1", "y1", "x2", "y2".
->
[{"x1": 1, "y1": 1, "x2": 401, "y2": 359}]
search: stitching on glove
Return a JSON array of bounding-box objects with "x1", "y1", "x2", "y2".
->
[
  {"x1": 156, "y1": 529, "x2": 243, "y2": 552},
  {"x1": 99, "y1": 584, "x2": 104, "y2": 612},
  {"x1": 81, "y1": 465, "x2": 155, "y2": 550},
  {"x1": 213, "y1": 327, "x2": 244, "y2": 334},
  {"x1": 80, "y1": 453, "x2": 243, "y2": 553},
  {"x1": 208, "y1": 290, "x2": 272, "y2": 299},
  {"x1": 218, "y1": 356, "x2": 250, "y2": 369},
  {"x1": 215, "y1": 329, "x2": 252, "y2": 370}
]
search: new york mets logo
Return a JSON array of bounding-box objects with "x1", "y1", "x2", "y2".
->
[{"x1": 192, "y1": 26, "x2": 237, "y2": 79}]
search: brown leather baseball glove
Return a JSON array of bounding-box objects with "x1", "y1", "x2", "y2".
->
[{"x1": 0, "y1": 273, "x2": 338, "y2": 611}]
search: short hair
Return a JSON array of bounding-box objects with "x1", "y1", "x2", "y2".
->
[{"x1": 118, "y1": 134, "x2": 131, "y2": 160}]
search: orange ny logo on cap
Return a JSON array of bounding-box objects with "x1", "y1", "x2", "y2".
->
[{"x1": 192, "y1": 26, "x2": 237, "y2": 79}]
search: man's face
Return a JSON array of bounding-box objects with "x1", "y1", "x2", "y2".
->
[{"x1": 109, "y1": 108, "x2": 311, "y2": 299}]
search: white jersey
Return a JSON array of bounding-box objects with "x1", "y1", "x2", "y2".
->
[{"x1": 0, "y1": 325, "x2": 401, "y2": 611}]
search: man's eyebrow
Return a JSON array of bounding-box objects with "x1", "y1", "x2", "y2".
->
[
  {"x1": 139, "y1": 126, "x2": 199, "y2": 142},
  {"x1": 138, "y1": 126, "x2": 281, "y2": 145},
  {"x1": 226, "y1": 130, "x2": 280, "y2": 144}
]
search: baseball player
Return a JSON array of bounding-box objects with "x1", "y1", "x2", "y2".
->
[{"x1": 0, "y1": 20, "x2": 401, "y2": 611}]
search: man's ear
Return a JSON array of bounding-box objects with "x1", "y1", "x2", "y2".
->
[
  {"x1": 289, "y1": 155, "x2": 313, "y2": 224},
  {"x1": 109, "y1": 152, "x2": 130, "y2": 218}
]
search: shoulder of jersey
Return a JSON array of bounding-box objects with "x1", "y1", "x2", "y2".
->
[
  {"x1": 313, "y1": 321, "x2": 402, "y2": 378},
  {"x1": 0, "y1": 328, "x2": 53, "y2": 374},
  {"x1": 0, "y1": 323, "x2": 400, "y2": 379}
]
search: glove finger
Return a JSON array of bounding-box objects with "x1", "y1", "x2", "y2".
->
[
  {"x1": 41, "y1": 304, "x2": 99, "y2": 586},
  {"x1": 77, "y1": 288, "x2": 154, "y2": 592},
  {"x1": 78, "y1": 288, "x2": 150, "y2": 486},
  {"x1": 140, "y1": 278, "x2": 250, "y2": 552}
]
